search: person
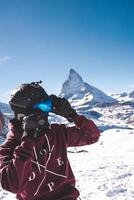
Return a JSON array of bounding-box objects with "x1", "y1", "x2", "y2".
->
[{"x1": 0, "y1": 81, "x2": 100, "y2": 200}]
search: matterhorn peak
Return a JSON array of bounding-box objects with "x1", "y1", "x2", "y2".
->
[
  {"x1": 68, "y1": 68, "x2": 83, "y2": 82},
  {"x1": 60, "y1": 68, "x2": 86, "y2": 98},
  {"x1": 59, "y1": 68, "x2": 117, "y2": 105}
]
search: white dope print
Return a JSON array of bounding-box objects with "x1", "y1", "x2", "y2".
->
[
  {"x1": 39, "y1": 148, "x2": 47, "y2": 156},
  {"x1": 28, "y1": 171, "x2": 35, "y2": 181},
  {"x1": 47, "y1": 182, "x2": 55, "y2": 192},
  {"x1": 28, "y1": 134, "x2": 67, "y2": 197},
  {"x1": 57, "y1": 157, "x2": 64, "y2": 166}
]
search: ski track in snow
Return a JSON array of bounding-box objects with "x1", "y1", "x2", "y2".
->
[{"x1": 0, "y1": 129, "x2": 134, "y2": 200}]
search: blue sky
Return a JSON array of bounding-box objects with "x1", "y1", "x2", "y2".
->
[{"x1": 0, "y1": 0, "x2": 134, "y2": 103}]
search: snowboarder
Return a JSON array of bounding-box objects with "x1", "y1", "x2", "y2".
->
[{"x1": 0, "y1": 81, "x2": 100, "y2": 200}]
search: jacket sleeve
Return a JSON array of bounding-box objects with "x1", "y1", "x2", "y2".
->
[
  {"x1": 63, "y1": 114, "x2": 100, "y2": 147},
  {"x1": 0, "y1": 131, "x2": 35, "y2": 194}
]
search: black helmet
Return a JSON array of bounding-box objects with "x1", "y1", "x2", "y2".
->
[{"x1": 9, "y1": 81, "x2": 49, "y2": 115}]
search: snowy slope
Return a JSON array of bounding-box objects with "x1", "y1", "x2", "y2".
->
[
  {"x1": 0, "y1": 128, "x2": 134, "y2": 200},
  {"x1": 69, "y1": 128, "x2": 134, "y2": 200}
]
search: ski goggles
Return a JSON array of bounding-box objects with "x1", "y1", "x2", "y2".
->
[{"x1": 33, "y1": 98, "x2": 52, "y2": 113}]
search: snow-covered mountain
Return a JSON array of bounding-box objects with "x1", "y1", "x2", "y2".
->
[
  {"x1": 60, "y1": 69, "x2": 117, "y2": 105},
  {"x1": 0, "y1": 102, "x2": 12, "y2": 114},
  {"x1": 0, "y1": 103, "x2": 13, "y2": 135},
  {"x1": 110, "y1": 91, "x2": 134, "y2": 104},
  {"x1": 59, "y1": 69, "x2": 134, "y2": 130}
]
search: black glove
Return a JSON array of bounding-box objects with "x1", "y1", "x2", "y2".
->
[
  {"x1": 9, "y1": 118, "x2": 22, "y2": 132},
  {"x1": 8, "y1": 118, "x2": 23, "y2": 142},
  {"x1": 50, "y1": 95, "x2": 77, "y2": 122},
  {"x1": 22, "y1": 114, "x2": 49, "y2": 139}
]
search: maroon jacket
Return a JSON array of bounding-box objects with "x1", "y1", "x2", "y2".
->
[{"x1": 0, "y1": 114, "x2": 100, "y2": 200}]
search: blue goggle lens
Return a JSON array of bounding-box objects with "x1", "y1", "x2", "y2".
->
[{"x1": 33, "y1": 99, "x2": 52, "y2": 112}]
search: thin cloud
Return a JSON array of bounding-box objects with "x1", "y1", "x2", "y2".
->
[{"x1": 0, "y1": 56, "x2": 12, "y2": 65}]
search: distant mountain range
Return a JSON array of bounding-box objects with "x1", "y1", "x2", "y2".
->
[
  {"x1": 0, "y1": 68, "x2": 134, "y2": 132},
  {"x1": 0, "y1": 102, "x2": 12, "y2": 114},
  {"x1": 111, "y1": 91, "x2": 134, "y2": 104}
]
